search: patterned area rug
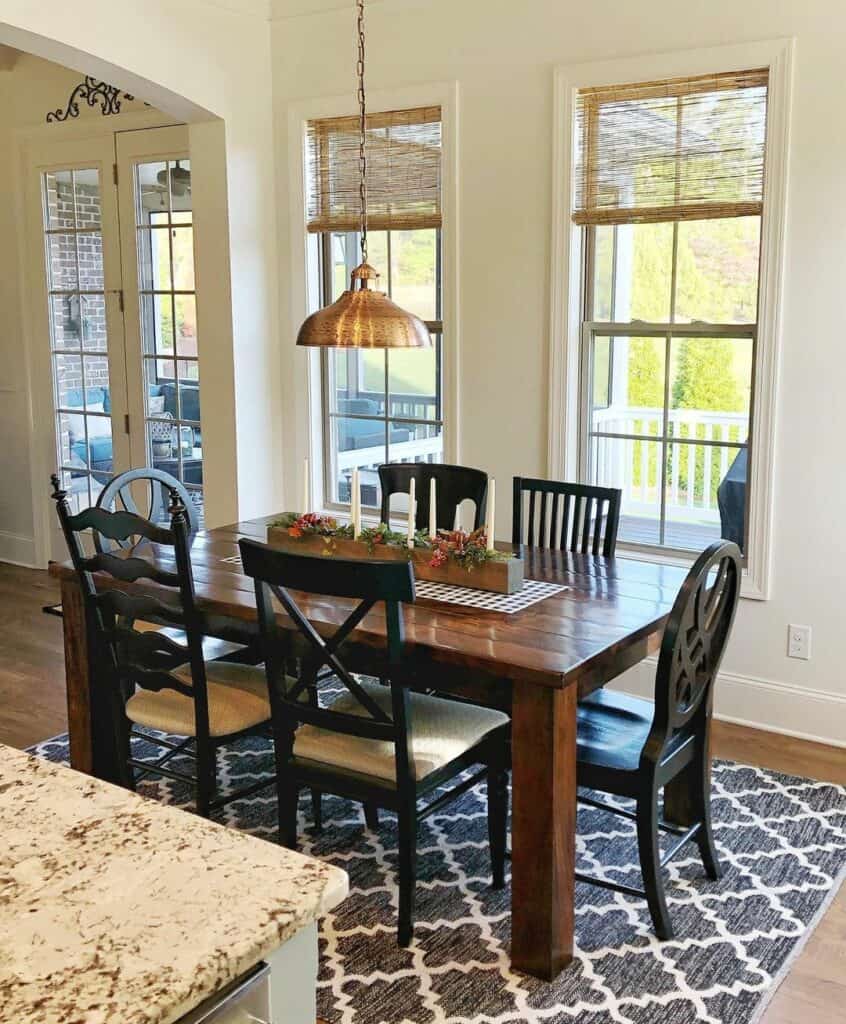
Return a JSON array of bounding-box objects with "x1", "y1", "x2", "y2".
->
[{"x1": 31, "y1": 733, "x2": 846, "y2": 1024}]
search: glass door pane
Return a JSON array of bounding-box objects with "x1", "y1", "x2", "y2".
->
[
  {"x1": 131, "y1": 156, "x2": 204, "y2": 520},
  {"x1": 41, "y1": 168, "x2": 114, "y2": 513}
]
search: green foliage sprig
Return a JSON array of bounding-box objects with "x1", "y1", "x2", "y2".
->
[{"x1": 270, "y1": 514, "x2": 512, "y2": 572}]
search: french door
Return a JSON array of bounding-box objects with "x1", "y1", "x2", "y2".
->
[
  {"x1": 116, "y1": 127, "x2": 204, "y2": 520},
  {"x1": 27, "y1": 127, "x2": 201, "y2": 562}
]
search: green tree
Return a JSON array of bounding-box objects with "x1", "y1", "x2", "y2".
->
[{"x1": 672, "y1": 339, "x2": 744, "y2": 414}]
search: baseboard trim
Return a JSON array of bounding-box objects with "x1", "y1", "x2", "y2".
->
[
  {"x1": 613, "y1": 660, "x2": 846, "y2": 750},
  {"x1": 0, "y1": 530, "x2": 37, "y2": 568}
]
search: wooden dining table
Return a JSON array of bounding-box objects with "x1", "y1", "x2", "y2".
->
[{"x1": 50, "y1": 514, "x2": 689, "y2": 981}]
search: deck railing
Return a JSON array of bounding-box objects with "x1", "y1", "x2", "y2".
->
[
  {"x1": 592, "y1": 406, "x2": 747, "y2": 523},
  {"x1": 334, "y1": 389, "x2": 443, "y2": 478}
]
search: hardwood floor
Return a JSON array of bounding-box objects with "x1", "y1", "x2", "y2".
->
[
  {"x1": 0, "y1": 561, "x2": 842, "y2": 1021},
  {"x1": 0, "y1": 563, "x2": 66, "y2": 749}
]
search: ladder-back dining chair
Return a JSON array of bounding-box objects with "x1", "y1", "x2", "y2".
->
[
  {"x1": 512, "y1": 477, "x2": 622, "y2": 556},
  {"x1": 96, "y1": 466, "x2": 245, "y2": 662},
  {"x1": 239, "y1": 537, "x2": 510, "y2": 946},
  {"x1": 51, "y1": 475, "x2": 274, "y2": 816},
  {"x1": 379, "y1": 463, "x2": 488, "y2": 533},
  {"x1": 575, "y1": 540, "x2": 741, "y2": 938}
]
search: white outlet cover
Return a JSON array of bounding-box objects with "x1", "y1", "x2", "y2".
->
[{"x1": 787, "y1": 624, "x2": 812, "y2": 660}]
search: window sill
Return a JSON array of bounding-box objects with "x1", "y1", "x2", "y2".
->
[{"x1": 617, "y1": 542, "x2": 764, "y2": 600}]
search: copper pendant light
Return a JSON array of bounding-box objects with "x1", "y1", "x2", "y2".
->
[{"x1": 296, "y1": 0, "x2": 431, "y2": 350}]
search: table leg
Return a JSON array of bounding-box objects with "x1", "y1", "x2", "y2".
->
[
  {"x1": 61, "y1": 577, "x2": 119, "y2": 782},
  {"x1": 61, "y1": 578, "x2": 93, "y2": 774},
  {"x1": 510, "y1": 681, "x2": 577, "y2": 980}
]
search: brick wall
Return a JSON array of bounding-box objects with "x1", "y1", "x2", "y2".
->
[{"x1": 45, "y1": 174, "x2": 111, "y2": 466}]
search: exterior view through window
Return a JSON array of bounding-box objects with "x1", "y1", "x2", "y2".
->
[
  {"x1": 320, "y1": 228, "x2": 442, "y2": 510},
  {"x1": 574, "y1": 70, "x2": 768, "y2": 555},
  {"x1": 133, "y1": 159, "x2": 204, "y2": 518},
  {"x1": 43, "y1": 167, "x2": 113, "y2": 514},
  {"x1": 307, "y1": 106, "x2": 443, "y2": 512}
]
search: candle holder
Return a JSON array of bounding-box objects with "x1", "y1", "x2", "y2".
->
[{"x1": 267, "y1": 514, "x2": 524, "y2": 595}]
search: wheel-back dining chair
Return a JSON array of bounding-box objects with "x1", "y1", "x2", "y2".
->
[
  {"x1": 512, "y1": 477, "x2": 622, "y2": 556},
  {"x1": 94, "y1": 467, "x2": 199, "y2": 552},
  {"x1": 96, "y1": 466, "x2": 246, "y2": 662},
  {"x1": 575, "y1": 540, "x2": 741, "y2": 938},
  {"x1": 41, "y1": 467, "x2": 198, "y2": 621},
  {"x1": 239, "y1": 537, "x2": 510, "y2": 946},
  {"x1": 379, "y1": 463, "x2": 488, "y2": 533},
  {"x1": 50, "y1": 474, "x2": 274, "y2": 817}
]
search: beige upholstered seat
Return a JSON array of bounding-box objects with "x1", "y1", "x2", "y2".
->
[
  {"x1": 132, "y1": 621, "x2": 244, "y2": 661},
  {"x1": 293, "y1": 680, "x2": 509, "y2": 783},
  {"x1": 125, "y1": 661, "x2": 271, "y2": 738}
]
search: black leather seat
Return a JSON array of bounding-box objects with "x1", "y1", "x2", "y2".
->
[{"x1": 576, "y1": 690, "x2": 653, "y2": 772}]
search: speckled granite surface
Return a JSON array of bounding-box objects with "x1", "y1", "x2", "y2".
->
[{"x1": 0, "y1": 744, "x2": 348, "y2": 1024}]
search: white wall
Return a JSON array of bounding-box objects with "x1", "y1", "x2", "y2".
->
[
  {"x1": 270, "y1": 0, "x2": 846, "y2": 745},
  {"x1": 0, "y1": 53, "x2": 152, "y2": 565},
  {"x1": 0, "y1": 0, "x2": 283, "y2": 544},
  {"x1": 0, "y1": 63, "x2": 35, "y2": 565}
]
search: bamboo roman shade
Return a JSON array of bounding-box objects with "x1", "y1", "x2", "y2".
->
[
  {"x1": 573, "y1": 69, "x2": 769, "y2": 226},
  {"x1": 306, "y1": 106, "x2": 442, "y2": 234}
]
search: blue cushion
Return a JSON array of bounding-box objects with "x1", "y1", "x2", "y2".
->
[
  {"x1": 338, "y1": 425, "x2": 411, "y2": 451},
  {"x1": 64, "y1": 387, "x2": 106, "y2": 410},
  {"x1": 158, "y1": 382, "x2": 200, "y2": 423},
  {"x1": 338, "y1": 398, "x2": 380, "y2": 416},
  {"x1": 71, "y1": 437, "x2": 113, "y2": 466}
]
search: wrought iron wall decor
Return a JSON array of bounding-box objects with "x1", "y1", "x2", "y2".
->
[{"x1": 46, "y1": 77, "x2": 135, "y2": 124}]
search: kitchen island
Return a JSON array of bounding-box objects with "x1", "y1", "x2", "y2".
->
[{"x1": 0, "y1": 744, "x2": 348, "y2": 1023}]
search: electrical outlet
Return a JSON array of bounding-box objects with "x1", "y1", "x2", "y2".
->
[{"x1": 787, "y1": 624, "x2": 812, "y2": 660}]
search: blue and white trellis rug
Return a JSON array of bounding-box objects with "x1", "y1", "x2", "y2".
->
[{"x1": 31, "y1": 733, "x2": 846, "y2": 1024}]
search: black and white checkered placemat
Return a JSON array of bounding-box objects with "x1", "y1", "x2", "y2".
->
[
  {"x1": 414, "y1": 577, "x2": 566, "y2": 613},
  {"x1": 220, "y1": 553, "x2": 565, "y2": 614}
]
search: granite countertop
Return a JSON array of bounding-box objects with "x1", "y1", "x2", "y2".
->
[{"x1": 0, "y1": 745, "x2": 348, "y2": 1024}]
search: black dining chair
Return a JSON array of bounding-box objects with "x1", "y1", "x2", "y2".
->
[
  {"x1": 50, "y1": 475, "x2": 274, "y2": 816},
  {"x1": 96, "y1": 467, "x2": 246, "y2": 662},
  {"x1": 379, "y1": 463, "x2": 488, "y2": 533},
  {"x1": 512, "y1": 477, "x2": 622, "y2": 557},
  {"x1": 94, "y1": 467, "x2": 200, "y2": 551},
  {"x1": 239, "y1": 537, "x2": 510, "y2": 946},
  {"x1": 574, "y1": 540, "x2": 741, "y2": 939}
]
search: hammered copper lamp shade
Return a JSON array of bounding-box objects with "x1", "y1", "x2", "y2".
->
[{"x1": 296, "y1": 263, "x2": 431, "y2": 349}]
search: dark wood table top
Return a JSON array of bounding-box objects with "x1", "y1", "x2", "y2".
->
[{"x1": 51, "y1": 515, "x2": 687, "y2": 692}]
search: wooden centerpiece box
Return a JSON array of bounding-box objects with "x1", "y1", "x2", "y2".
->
[{"x1": 266, "y1": 519, "x2": 524, "y2": 595}]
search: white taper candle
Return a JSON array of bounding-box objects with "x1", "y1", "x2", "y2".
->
[
  {"x1": 429, "y1": 477, "x2": 437, "y2": 539},
  {"x1": 302, "y1": 457, "x2": 309, "y2": 514},
  {"x1": 407, "y1": 476, "x2": 416, "y2": 549},
  {"x1": 352, "y1": 467, "x2": 361, "y2": 539},
  {"x1": 486, "y1": 478, "x2": 496, "y2": 551}
]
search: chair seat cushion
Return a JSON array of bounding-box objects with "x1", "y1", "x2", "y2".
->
[
  {"x1": 293, "y1": 681, "x2": 509, "y2": 783},
  {"x1": 576, "y1": 689, "x2": 654, "y2": 772},
  {"x1": 125, "y1": 661, "x2": 270, "y2": 738}
]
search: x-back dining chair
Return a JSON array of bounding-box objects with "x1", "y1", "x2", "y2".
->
[
  {"x1": 575, "y1": 540, "x2": 741, "y2": 938},
  {"x1": 379, "y1": 463, "x2": 488, "y2": 533},
  {"x1": 239, "y1": 537, "x2": 510, "y2": 946},
  {"x1": 512, "y1": 477, "x2": 622, "y2": 557},
  {"x1": 51, "y1": 475, "x2": 274, "y2": 816}
]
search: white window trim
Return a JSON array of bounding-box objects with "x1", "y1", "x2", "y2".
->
[
  {"x1": 285, "y1": 82, "x2": 459, "y2": 516},
  {"x1": 548, "y1": 39, "x2": 794, "y2": 600}
]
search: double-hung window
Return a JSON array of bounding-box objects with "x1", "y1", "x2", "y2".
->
[
  {"x1": 573, "y1": 70, "x2": 769, "y2": 556},
  {"x1": 306, "y1": 106, "x2": 443, "y2": 512}
]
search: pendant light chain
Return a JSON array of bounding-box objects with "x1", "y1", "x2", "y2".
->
[{"x1": 356, "y1": 0, "x2": 368, "y2": 264}]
